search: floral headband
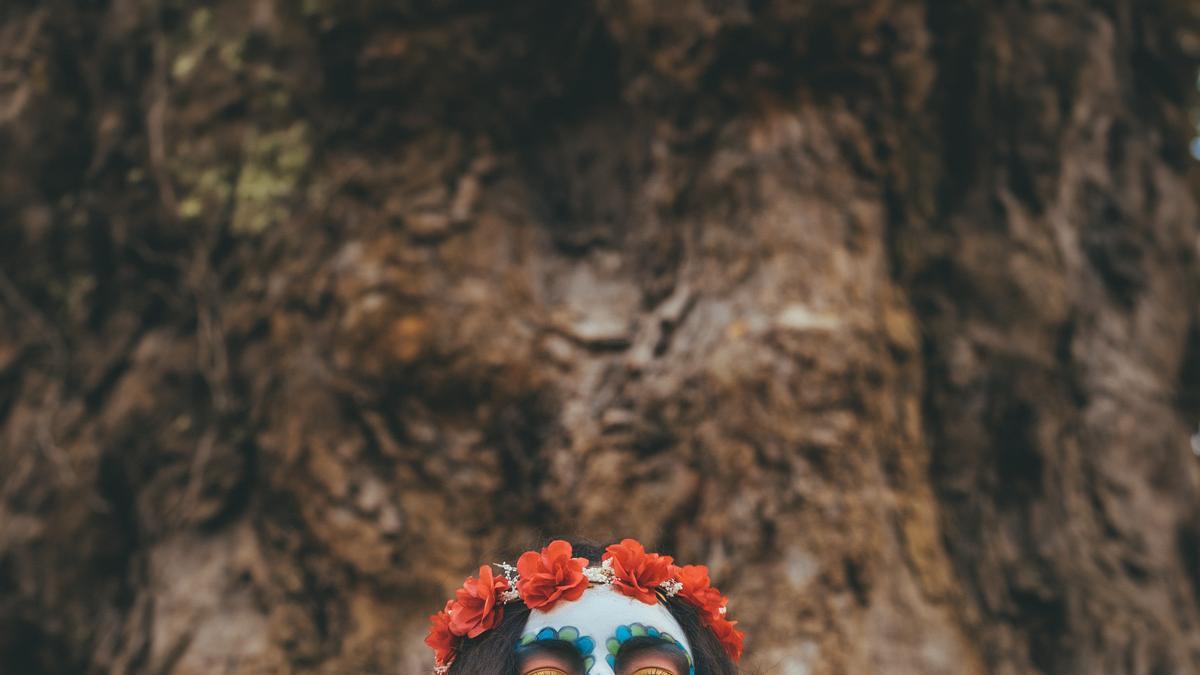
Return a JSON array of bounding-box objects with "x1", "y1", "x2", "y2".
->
[{"x1": 425, "y1": 539, "x2": 745, "y2": 673}]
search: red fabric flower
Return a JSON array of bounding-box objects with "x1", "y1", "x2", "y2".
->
[
  {"x1": 707, "y1": 616, "x2": 745, "y2": 662},
  {"x1": 424, "y1": 600, "x2": 459, "y2": 666},
  {"x1": 603, "y1": 539, "x2": 675, "y2": 604},
  {"x1": 516, "y1": 539, "x2": 590, "y2": 610},
  {"x1": 674, "y1": 564, "x2": 728, "y2": 622},
  {"x1": 448, "y1": 565, "x2": 508, "y2": 638},
  {"x1": 672, "y1": 563, "x2": 742, "y2": 661}
]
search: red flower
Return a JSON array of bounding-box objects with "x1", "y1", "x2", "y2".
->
[
  {"x1": 603, "y1": 539, "x2": 675, "y2": 604},
  {"x1": 674, "y1": 564, "x2": 728, "y2": 622},
  {"x1": 449, "y1": 565, "x2": 508, "y2": 638},
  {"x1": 424, "y1": 600, "x2": 459, "y2": 666},
  {"x1": 707, "y1": 616, "x2": 745, "y2": 662},
  {"x1": 516, "y1": 540, "x2": 590, "y2": 610},
  {"x1": 671, "y1": 564, "x2": 742, "y2": 661}
]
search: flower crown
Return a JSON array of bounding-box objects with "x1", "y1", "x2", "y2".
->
[{"x1": 425, "y1": 539, "x2": 744, "y2": 673}]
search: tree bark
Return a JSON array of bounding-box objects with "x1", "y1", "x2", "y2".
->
[{"x1": 1, "y1": 1, "x2": 1199, "y2": 674}]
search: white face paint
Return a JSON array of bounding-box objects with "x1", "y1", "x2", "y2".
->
[{"x1": 518, "y1": 585, "x2": 693, "y2": 675}]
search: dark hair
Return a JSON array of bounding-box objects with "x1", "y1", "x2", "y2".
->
[{"x1": 447, "y1": 541, "x2": 738, "y2": 675}]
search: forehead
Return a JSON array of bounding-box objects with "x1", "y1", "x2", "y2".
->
[{"x1": 522, "y1": 585, "x2": 692, "y2": 654}]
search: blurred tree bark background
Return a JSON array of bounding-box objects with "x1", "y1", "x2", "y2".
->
[{"x1": 2, "y1": 1, "x2": 1200, "y2": 673}]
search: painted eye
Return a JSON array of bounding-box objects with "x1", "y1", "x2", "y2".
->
[
  {"x1": 630, "y1": 669, "x2": 676, "y2": 675},
  {"x1": 525, "y1": 669, "x2": 569, "y2": 675}
]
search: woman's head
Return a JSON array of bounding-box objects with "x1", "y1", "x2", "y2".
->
[{"x1": 427, "y1": 540, "x2": 743, "y2": 675}]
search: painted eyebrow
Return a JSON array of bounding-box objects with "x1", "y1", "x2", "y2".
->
[
  {"x1": 516, "y1": 640, "x2": 585, "y2": 668},
  {"x1": 613, "y1": 637, "x2": 690, "y2": 674},
  {"x1": 517, "y1": 626, "x2": 598, "y2": 673}
]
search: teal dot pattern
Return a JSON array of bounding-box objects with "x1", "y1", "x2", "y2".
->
[
  {"x1": 605, "y1": 623, "x2": 694, "y2": 675},
  {"x1": 517, "y1": 625, "x2": 597, "y2": 674}
]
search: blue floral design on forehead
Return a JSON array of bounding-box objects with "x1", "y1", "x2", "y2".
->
[
  {"x1": 517, "y1": 625, "x2": 597, "y2": 674},
  {"x1": 606, "y1": 622, "x2": 694, "y2": 675}
]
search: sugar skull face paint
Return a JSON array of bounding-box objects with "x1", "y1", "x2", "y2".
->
[
  {"x1": 426, "y1": 539, "x2": 743, "y2": 673},
  {"x1": 518, "y1": 585, "x2": 692, "y2": 675}
]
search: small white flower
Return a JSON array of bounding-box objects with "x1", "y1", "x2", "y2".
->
[{"x1": 584, "y1": 563, "x2": 615, "y2": 584}]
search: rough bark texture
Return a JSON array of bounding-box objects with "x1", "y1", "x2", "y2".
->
[{"x1": 2, "y1": 1, "x2": 1199, "y2": 674}]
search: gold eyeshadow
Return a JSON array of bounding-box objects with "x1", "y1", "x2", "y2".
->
[
  {"x1": 524, "y1": 669, "x2": 569, "y2": 675},
  {"x1": 630, "y1": 668, "x2": 676, "y2": 675}
]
